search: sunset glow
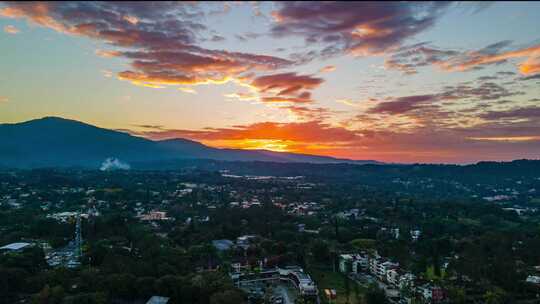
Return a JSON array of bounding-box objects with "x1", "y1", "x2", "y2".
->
[{"x1": 1, "y1": 2, "x2": 540, "y2": 163}]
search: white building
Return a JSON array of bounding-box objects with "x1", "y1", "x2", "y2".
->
[
  {"x1": 377, "y1": 261, "x2": 399, "y2": 279},
  {"x1": 410, "y1": 229, "x2": 421, "y2": 241},
  {"x1": 391, "y1": 228, "x2": 400, "y2": 239},
  {"x1": 140, "y1": 211, "x2": 170, "y2": 221},
  {"x1": 279, "y1": 267, "x2": 318, "y2": 297},
  {"x1": 147, "y1": 296, "x2": 169, "y2": 304},
  {"x1": 526, "y1": 275, "x2": 540, "y2": 284},
  {"x1": 386, "y1": 269, "x2": 400, "y2": 286},
  {"x1": 0, "y1": 242, "x2": 32, "y2": 252},
  {"x1": 399, "y1": 272, "x2": 416, "y2": 290}
]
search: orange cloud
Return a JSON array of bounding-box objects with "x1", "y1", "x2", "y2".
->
[
  {"x1": 95, "y1": 49, "x2": 121, "y2": 58},
  {"x1": 3, "y1": 25, "x2": 19, "y2": 34},
  {"x1": 319, "y1": 65, "x2": 336, "y2": 73},
  {"x1": 179, "y1": 87, "x2": 197, "y2": 94},
  {"x1": 250, "y1": 72, "x2": 324, "y2": 104},
  {"x1": 127, "y1": 117, "x2": 540, "y2": 163},
  {"x1": 101, "y1": 70, "x2": 113, "y2": 78},
  {"x1": 519, "y1": 57, "x2": 540, "y2": 75},
  {"x1": 122, "y1": 15, "x2": 139, "y2": 25},
  {"x1": 138, "y1": 121, "x2": 360, "y2": 144},
  {"x1": 281, "y1": 106, "x2": 332, "y2": 121},
  {"x1": 271, "y1": 2, "x2": 453, "y2": 57},
  {"x1": 261, "y1": 94, "x2": 313, "y2": 104},
  {"x1": 0, "y1": 2, "x2": 294, "y2": 90},
  {"x1": 224, "y1": 92, "x2": 259, "y2": 101},
  {"x1": 0, "y1": 3, "x2": 68, "y2": 33},
  {"x1": 439, "y1": 44, "x2": 540, "y2": 75}
]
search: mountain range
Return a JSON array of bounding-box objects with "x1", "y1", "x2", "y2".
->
[{"x1": 0, "y1": 117, "x2": 380, "y2": 169}]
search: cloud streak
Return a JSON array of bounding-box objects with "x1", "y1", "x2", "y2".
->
[
  {"x1": 3, "y1": 24, "x2": 19, "y2": 34},
  {"x1": 271, "y1": 2, "x2": 452, "y2": 57},
  {"x1": 384, "y1": 41, "x2": 540, "y2": 76},
  {"x1": 0, "y1": 2, "x2": 294, "y2": 89}
]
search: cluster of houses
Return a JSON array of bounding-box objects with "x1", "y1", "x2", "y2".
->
[
  {"x1": 336, "y1": 208, "x2": 364, "y2": 220},
  {"x1": 339, "y1": 252, "x2": 445, "y2": 303},
  {"x1": 229, "y1": 199, "x2": 262, "y2": 209},
  {"x1": 212, "y1": 235, "x2": 258, "y2": 252},
  {"x1": 138, "y1": 211, "x2": 171, "y2": 221},
  {"x1": 274, "y1": 201, "x2": 321, "y2": 216}
]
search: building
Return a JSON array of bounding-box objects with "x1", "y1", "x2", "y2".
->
[
  {"x1": 417, "y1": 284, "x2": 445, "y2": 303},
  {"x1": 369, "y1": 255, "x2": 381, "y2": 275},
  {"x1": 398, "y1": 273, "x2": 416, "y2": 290},
  {"x1": 236, "y1": 235, "x2": 256, "y2": 250},
  {"x1": 339, "y1": 254, "x2": 353, "y2": 273},
  {"x1": 339, "y1": 253, "x2": 369, "y2": 274},
  {"x1": 377, "y1": 261, "x2": 399, "y2": 280},
  {"x1": 410, "y1": 229, "x2": 421, "y2": 241},
  {"x1": 231, "y1": 260, "x2": 250, "y2": 273},
  {"x1": 324, "y1": 289, "x2": 337, "y2": 301},
  {"x1": 231, "y1": 266, "x2": 318, "y2": 298},
  {"x1": 526, "y1": 275, "x2": 540, "y2": 285},
  {"x1": 386, "y1": 269, "x2": 400, "y2": 286},
  {"x1": 140, "y1": 211, "x2": 170, "y2": 221},
  {"x1": 0, "y1": 242, "x2": 32, "y2": 252},
  {"x1": 146, "y1": 296, "x2": 170, "y2": 304},
  {"x1": 47, "y1": 211, "x2": 78, "y2": 222},
  {"x1": 212, "y1": 239, "x2": 234, "y2": 251},
  {"x1": 279, "y1": 267, "x2": 318, "y2": 297},
  {"x1": 391, "y1": 228, "x2": 400, "y2": 239}
]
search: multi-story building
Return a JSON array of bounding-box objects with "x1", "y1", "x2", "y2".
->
[
  {"x1": 377, "y1": 261, "x2": 399, "y2": 280},
  {"x1": 280, "y1": 267, "x2": 318, "y2": 297},
  {"x1": 339, "y1": 253, "x2": 369, "y2": 274},
  {"x1": 417, "y1": 284, "x2": 445, "y2": 303},
  {"x1": 386, "y1": 268, "x2": 400, "y2": 286},
  {"x1": 398, "y1": 272, "x2": 416, "y2": 290}
]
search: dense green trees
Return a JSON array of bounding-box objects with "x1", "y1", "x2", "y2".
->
[
  {"x1": 2, "y1": 166, "x2": 540, "y2": 303},
  {"x1": 365, "y1": 284, "x2": 387, "y2": 304}
]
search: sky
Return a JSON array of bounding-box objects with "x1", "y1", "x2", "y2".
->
[{"x1": 1, "y1": 2, "x2": 539, "y2": 164}]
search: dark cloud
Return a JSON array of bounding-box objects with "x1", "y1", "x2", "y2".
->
[
  {"x1": 385, "y1": 40, "x2": 540, "y2": 76},
  {"x1": 271, "y1": 2, "x2": 452, "y2": 56},
  {"x1": 476, "y1": 75, "x2": 498, "y2": 81},
  {"x1": 281, "y1": 105, "x2": 333, "y2": 121},
  {"x1": 133, "y1": 124, "x2": 165, "y2": 130},
  {"x1": 385, "y1": 44, "x2": 459, "y2": 74},
  {"x1": 235, "y1": 32, "x2": 262, "y2": 42},
  {"x1": 440, "y1": 82, "x2": 524, "y2": 101},
  {"x1": 480, "y1": 106, "x2": 540, "y2": 121},
  {"x1": 251, "y1": 72, "x2": 324, "y2": 103},
  {"x1": 0, "y1": 2, "x2": 293, "y2": 87},
  {"x1": 497, "y1": 71, "x2": 516, "y2": 76},
  {"x1": 520, "y1": 74, "x2": 540, "y2": 81},
  {"x1": 477, "y1": 40, "x2": 513, "y2": 55},
  {"x1": 367, "y1": 80, "x2": 523, "y2": 116},
  {"x1": 437, "y1": 42, "x2": 540, "y2": 74},
  {"x1": 368, "y1": 94, "x2": 438, "y2": 114},
  {"x1": 210, "y1": 34, "x2": 225, "y2": 42}
]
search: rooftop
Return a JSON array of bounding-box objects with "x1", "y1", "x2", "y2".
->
[
  {"x1": 0, "y1": 242, "x2": 31, "y2": 251},
  {"x1": 146, "y1": 296, "x2": 170, "y2": 304},
  {"x1": 212, "y1": 239, "x2": 234, "y2": 251}
]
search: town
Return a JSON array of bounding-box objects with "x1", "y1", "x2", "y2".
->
[{"x1": 1, "y1": 163, "x2": 540, "y2": 304}]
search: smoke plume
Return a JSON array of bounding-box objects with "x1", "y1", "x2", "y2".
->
[{"x1": 100, "y1": 158, "x2": 131, "y2": 171}]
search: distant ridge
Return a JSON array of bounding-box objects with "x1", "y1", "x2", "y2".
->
[{"x1": 0, "y1": 117, "x2": 382, "y2": 169}]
